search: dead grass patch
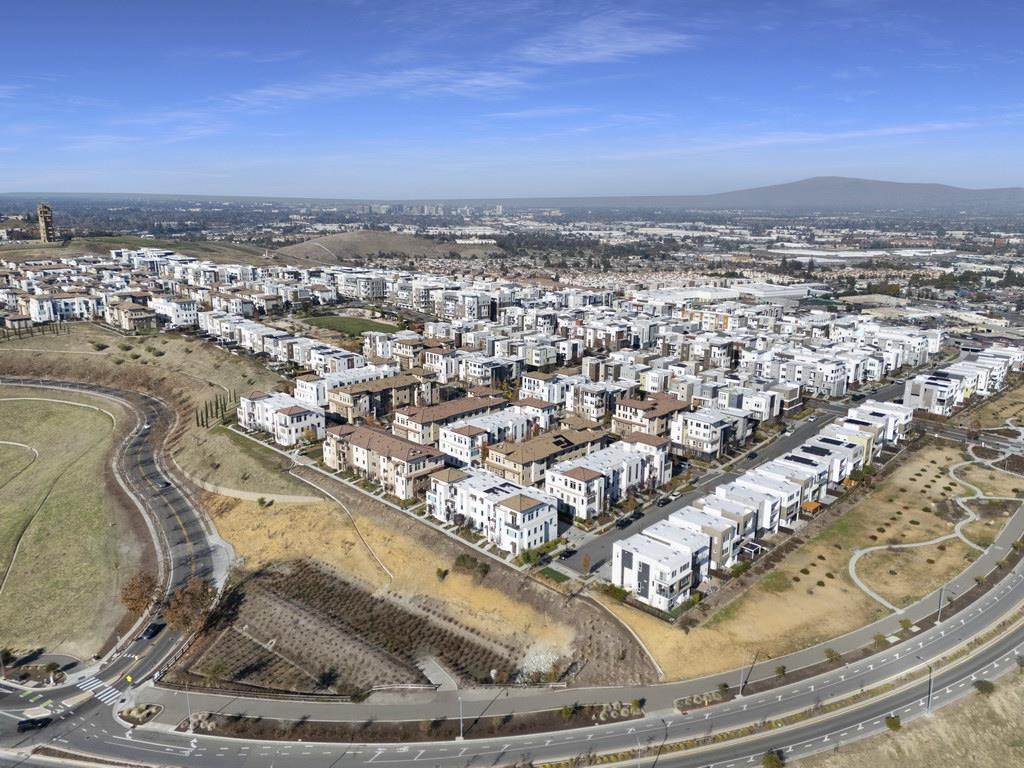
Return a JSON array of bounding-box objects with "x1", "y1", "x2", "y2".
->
[{"x1": 858, "y1": 538, "x2": 975, "y2": 608}]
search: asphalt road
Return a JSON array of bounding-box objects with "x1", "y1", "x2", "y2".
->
[
  {"x1": 2, "y1": 560, "x2": 1022, "y2": 768},
  {"x1": 0, "y1": 377, "x2": 227, "y2": 745},
  {"x1": 562, "y1": 410, "x2": 838, "y2": 577},
  {"x1": 2, "y1": 373, "x2": 1021, "y2": 768}
]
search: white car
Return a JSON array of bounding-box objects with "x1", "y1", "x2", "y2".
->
[{"x1": 807, "y1": 415, "x2": 817, "y2": 422}]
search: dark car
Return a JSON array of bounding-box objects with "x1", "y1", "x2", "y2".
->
[
  {"x1": 746, "y1": 452, "x2": 758, "y2": 461},
  {"x1": 139, "y1": 621, "x2": 165, "y2": 641},
  {"x1": 17, "y1": 717, "x2": 51, "y2": 733},
  {"x1": 557, "y1": 548, "x2": 576, "y2": 561},
  {"x1": 656, "y1": 497, "x2": 671, "y2": 507},
  {"x1": 615, "y1": 517, "x2": 632, "y2": 529},
  {"x1": 629, "y1": 510, "x2": 644, "y2": 521}
]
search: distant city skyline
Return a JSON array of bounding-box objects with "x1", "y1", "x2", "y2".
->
[{"x1": 3, "y1": 0, "x2": 1023, "y2": 197}]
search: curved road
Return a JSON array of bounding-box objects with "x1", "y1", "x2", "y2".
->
[
  {"x1": 0, "y1": 377, "x2": 229, "y2": 746},
  {"x1": 1, "y1": 376, "x2": 1022, "y2": 767}
]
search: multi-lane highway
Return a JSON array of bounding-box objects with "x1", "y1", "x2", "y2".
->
[{"x1": 2, "y1": 375, "x2": 1022, "y2": 768}]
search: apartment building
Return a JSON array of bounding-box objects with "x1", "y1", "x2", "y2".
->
[
  {"x1": 438, "y1": 409, "x2": 531, "y2": 468},
  {"x1": 149, "y1": 296, "x2": 198, "y2": 328},
  {"x1": 237, "y1": 391, "x2": 326, "y2": 446},
  {"x1": 670, "y1": 407, "x2": 754, "y2": 458},
  {"x1": 323, "y1": 424, "x2": 444, "y2": 500},
  {"x1": 426, "y1": 467, "x2": 558, "y2": 554},
  {"x1": 327, "y1": 373, "x2": 437, "y2": 423},
  {"x1": 545, "y1": 440, "x2": 669, "y2": 521},
  {"x1": 391, "y1": 395, "x2": 507, "y2": 445},
  {"x1": 611, "y1": 392, "x2": 690, "y2": 438},
  {"x1": 294, "y1": 363, "x2": 399, "y2": 408},
  {"x1": 484, "y1": 428, "x2": 611, "y2": 486}
]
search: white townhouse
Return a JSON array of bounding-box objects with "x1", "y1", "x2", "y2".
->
[
  {"x1": 612, "y1": 533, "x2": 695, "y2": 612},
  {"x1": 611, "y1": 513, "x2": 715, "y2": 612},
  {"x1": 670, "y1": 407, "x2": 753, "y2": 458},
  {"x1": 26, "y1": 293, "x2": 103, "y2": 323},
  {"x1": 426, "y1": 467, "x2": 558, "y2": 555},
  {"x1": 237, "y1": 391, "x2": 326, "y2": 446},
  {"x1": 545, "y1": 440, "x2": 668, "y2": 521},
  {"x1": 293, "y1": 363, "x2": 400, "y2": 408},
  {"x1": 902, "y1": 372, "x2": 966, "y2": 416},
  {"x1": 149, "y1": 296, "x2": 198, "y2": 328},
  {"x1": 438, "y1": 409, "x2": 531, "y2": 468}
]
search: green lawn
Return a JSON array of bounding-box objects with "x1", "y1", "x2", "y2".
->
[
  {"x1": 305, "y1": 315, "x2": 397, "y2": 335},
  {"x1": 0, "y1": 393, "x2": 140, "y2": 659},
  {"x1": 540, "y1": 567, "x2": 570, "y2": 584}
]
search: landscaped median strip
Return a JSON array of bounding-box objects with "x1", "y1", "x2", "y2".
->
[{"x1": 537, "y1": 599, "x2": 1024, "y2": 768}]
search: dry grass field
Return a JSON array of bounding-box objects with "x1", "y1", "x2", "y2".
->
[
  {"x1": 207, "y1": 490, "x2": 656, "y2": 686},
  {"x1": 0, "y1": 322, "x2": 312, "y2": 496},
  {"x1": 277, "y1": 231, "x2": 502, "y2": 265},
  {"x1": 602, "y1": 444, "x2": 968, "y2": 680},
  {"x1": 0, "y1": 388, "x2": 144, "y2": 659},
  {"x1": 802, "y1": 672, "x2": 1024, "y2": 768},
  {"x1": 0, "y1": 237, "x2": 272, "y2": 265},
  {"x1": 857, "y1": 538, "x2": 976, "y2": 608},
  {"x1": 958, "y1": 463, "x2": 1024, "y2": 498},
  {"x1": 952, "y1": 374, "x2": 1024, "y2": 428}
]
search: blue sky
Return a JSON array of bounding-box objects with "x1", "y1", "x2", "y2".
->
[{"x1": 2, "y1": 0, "x2": 1022, "y2": 198}]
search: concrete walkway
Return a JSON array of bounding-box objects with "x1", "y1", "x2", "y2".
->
[{"x1": 848, "y1": 444, "x2": 999, "y2": 612}]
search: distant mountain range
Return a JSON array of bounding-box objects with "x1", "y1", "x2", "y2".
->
[
  {"x1": 3, "y1": 177, "x2": 1023, "y2": 214},
  {"x1": 480, "y1": 177, "x2": 1024, "y2": 214}
]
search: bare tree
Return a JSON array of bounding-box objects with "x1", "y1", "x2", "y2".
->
[
  {"x1": 164, "y1": 577, "x2": 216, "y2": 633},
  {"x1": 120, "y1": 571, "x2": 159, "y2": 615}
]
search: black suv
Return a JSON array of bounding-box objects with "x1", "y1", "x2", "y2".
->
[
  {"x1": 17, "y1": 717, "x2": 52, "y2": 733},
  {"x1": 139, "y1": 621, "x2": 165, "y2": 641}
]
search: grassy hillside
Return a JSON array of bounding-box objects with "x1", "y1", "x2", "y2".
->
[
  {"x1": 0, "y1": 391, "x2": 141, "y2": 659},
  {"x1": 278, "y1": 230, "x2": 503, "y2": 265},
  {"x1": 0, "y1": 236, "x2": 272, "y2": 265}
]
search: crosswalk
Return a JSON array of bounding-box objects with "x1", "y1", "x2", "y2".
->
[{"x1": 75, "y1": 676, "x2": 123, "y2": 706}]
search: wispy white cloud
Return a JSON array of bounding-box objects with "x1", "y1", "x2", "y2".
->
[
  {"x1": 0, "y1": 84, "x2": 24, "y2": 98},
  {"x1": 222, "y1": 65, "x2": 535, "y2": 110},
  {"x1": 485, "y1": 106, "x2": 590, "y2": 119},
  {"x1": 518, "y1": 11, "x2": 693, "y2": 65},
  {"x1": 214, "y1": 49, "x2": 306, "y2": 64},
  {"x1": 604, "y1": 119, "x2": 988, "y2": 160}
]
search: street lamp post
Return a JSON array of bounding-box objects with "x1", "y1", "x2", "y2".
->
[
  {"x1": 915, "y1": 655, "x2": 934, "y2": 713},
  {"x1": 457, "y1": 696, "x2": 464, "y2": 741}
]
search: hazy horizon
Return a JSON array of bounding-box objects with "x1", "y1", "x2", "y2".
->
[{"x1": 3, "y1": 1, "x2": 1023, "y2": 198}]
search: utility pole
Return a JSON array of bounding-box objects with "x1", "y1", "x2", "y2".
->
[
  {"x1": 738, "y1": 650, "x2": 760, "y2": 697},
  {"x1": 457, "y1": 695, "x2": 464, "y2": 741},
  {"x1": 915, "y1": 655, "x2": 934, "y2": 714}
]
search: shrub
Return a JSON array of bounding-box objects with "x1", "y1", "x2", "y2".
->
[
  {"x1": 973, "y1": 679, "x2": 996, "y2": 695},
  {"x1": 885, "y1": 714, "x2": 902, "y2": 731},
  {"x1": 824, "y1": 647, "x2": 841, "y2": 664}
]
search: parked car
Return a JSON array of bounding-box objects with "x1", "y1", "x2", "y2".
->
[
  {"x1": 807, "y1": 415, "x2": 818, "y2": 422},
  {"x1": 746, "y1": 451, "x2": 758, "y2": 461},
  {"x1": 629, "y1": 510, "x2": 644, "y2": 521},
  {"x1": 614, "y1": 517, "x2": 632, "y2": 529},
  {"x1": 557, "y1": 548, "x2": 576, "y2": 561},
  {"x1": 656, "y1": 497, "x2": 671, "y2": 507}
]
